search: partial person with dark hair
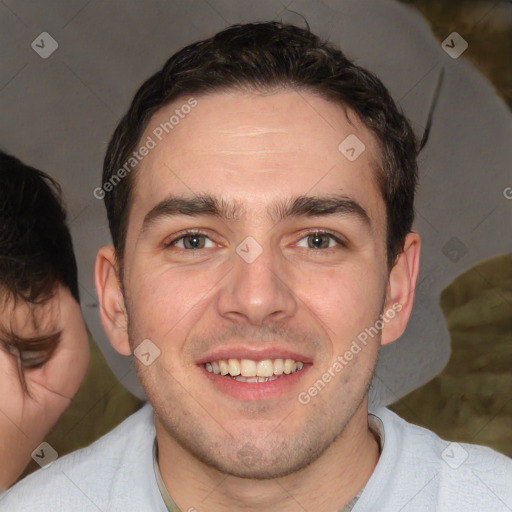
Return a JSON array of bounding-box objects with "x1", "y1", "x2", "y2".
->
[
  {"x1": 2, "y1": 22, "x2": 510, "y2": 511},
  {"x1": 0, "y1": 151, "x2": 90, "y2": 490}
]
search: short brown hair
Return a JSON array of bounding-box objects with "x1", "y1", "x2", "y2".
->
[{"x1": 102, "y1": 21, "x2": 418, "y2": 274}]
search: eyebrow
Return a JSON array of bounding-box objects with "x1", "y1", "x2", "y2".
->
[{"x1": 141, "y1": 193, "x2": 371, "y2": 233}]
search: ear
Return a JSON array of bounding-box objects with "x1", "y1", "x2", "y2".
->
[
  {"x1": 381, "y1": 232, "x2": 421, "y2": 346},
  {"x1": 94, "y1": 246, "x2": 131, "y2": 356}
]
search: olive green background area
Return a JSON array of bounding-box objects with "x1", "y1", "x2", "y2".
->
[
  {"x1": 389, "y1": 0, "x2": 512, "y2": 457},
  {"x1": 390, "y1": 254, "x2": 512, "y2": 457},
  {"x1": 398, "y1": 0, "x2": 512, "y2": 109}
]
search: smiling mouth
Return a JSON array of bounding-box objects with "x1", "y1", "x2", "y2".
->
[{"x1": 203, "y1": 357, "x2": 305, "y2": 383}]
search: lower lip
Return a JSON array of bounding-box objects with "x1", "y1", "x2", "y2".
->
[{"x1": 199, "y1": 364, "x2": 312, "y2": 401}]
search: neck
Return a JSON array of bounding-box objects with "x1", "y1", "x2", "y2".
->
[{"x1": 155, "y1": 398, "x2": 380, "y2": 512}]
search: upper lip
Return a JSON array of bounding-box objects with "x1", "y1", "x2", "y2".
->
[{"x1": 196, "y1": 347, "x2": 313, "y2": 365}]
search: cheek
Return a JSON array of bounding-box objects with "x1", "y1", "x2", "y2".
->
[
  {"x1": 128, "y1": 263, "x2": 212, "y2": 342},
  {"x1": 298, "y1": 264, "x2": 384, "y2": 366},
  {"x1": 304, "y1": 261, "x2": 384, "y2": 333}
]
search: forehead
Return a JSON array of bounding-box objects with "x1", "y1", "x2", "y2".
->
[{"x1": 128, "y1": 89, "x2": 385, "y2": 231}]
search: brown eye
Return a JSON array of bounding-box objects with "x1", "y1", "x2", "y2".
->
[
  {"x1": 307, "y1": 233, "x2": 330, "y2": 249},
  {"x1": 296, "y1": 231, "x2": 345, "y2": 250},
  {"x1": 165, "y1": 230, "x2": 216, "y2": 250},
  {"x1": 19, "y1": 349, "x2": 53, "y2": 368},
  {"x1": 178, "y1": 234, "x2": 207, "y2": 249}
]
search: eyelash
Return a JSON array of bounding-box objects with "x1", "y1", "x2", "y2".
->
[{"x1": 164, "y1": 229, "x2": 347, "y2": 251}]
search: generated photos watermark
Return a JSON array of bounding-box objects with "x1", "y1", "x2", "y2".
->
[
  {"x1": 93, "y1": 97, "x2": 198, "y2": 199},
  {"x1": 298, "y1": 302, "x2": 402, "y2": 404}
]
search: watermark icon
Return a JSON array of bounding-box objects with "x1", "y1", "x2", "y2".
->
[
  {"x1": 31, "y1": 442, "x2": 58, "y2": 468},
  {"x1": 338, "y1": 134, "x2": 366, "y2": 161},
  {"x1": 441, "y1": 442, "x2": 468, "y2": 469},
  {"x1": 503, "y1": 187, "x2": 512, "y2": 200},
  {"x1": 298, "y1": 302, "x2": 402, "y2": 405},
  {"x1": 93, "y1": 97, "x2": 198, "y2": 200},
  {"x1": 237, "y1": 442, "x2": 263, "y2": 467},
  {"x1": 134, "y1": 338, "x2": 161, "y2": 366},
  {"x1": 236, "y1": 236, "x2": 263, "y2": 263},
  {"x1": 442, "y1": 236, "x2": 468, "y2": 263},
  {"x1": 441, "y1": 32, "x2": 468, "y2": 59},
  {"x1": 31, "y1": 32, "x2": 58, "y2": 59}
]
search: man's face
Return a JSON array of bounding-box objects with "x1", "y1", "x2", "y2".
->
[{"x1": 122, "y1": 89, "x2": 390, "y2": 478}]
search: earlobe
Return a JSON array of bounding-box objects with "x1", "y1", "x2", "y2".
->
[
  {"x1": 381, "y1": 232, "x2": 421, "y2": 346},
  {"x1": 94, "y1": 246, "x2": 131, "y2": 356}
]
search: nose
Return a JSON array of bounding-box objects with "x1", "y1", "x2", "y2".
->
[{"x1": 216, "y1": 237, "x2": 298, "y2": 326}]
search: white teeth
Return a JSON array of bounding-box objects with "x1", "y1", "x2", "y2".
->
[
  {"x1": 241, "y1": 359, "x2": 257, "y2": 377},
  {"x1": 257, "y1": 359, "x2": 274, "y2": 377},
  {"x1": 273, "y1": 359, "x2": 284, "y2": 375},
  {"x1": 219, "y1": 359, "x2": 229, "y2": 375},
  {"x1": 283, "y1": 359, "x2": 293, "y2": 374},
  {"x1": 233, "y1": 375, "x2": 278, "y2": 383},
  {"x1": 228, "y1": 358, "x2": 241, "y2": 376},
  {"x1": 204, "y1": 357, "x2": 307, "y2": 378}
]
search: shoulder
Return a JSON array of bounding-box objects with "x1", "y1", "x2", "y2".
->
[
  {"x1": 362, "y1": 407, "x2": 512, "y2": 512},
  {"x1": 0, "y1": 403, "x2": 164, "y2": 512}
]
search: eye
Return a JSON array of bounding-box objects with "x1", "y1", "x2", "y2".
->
[
  {"x1": 1, "y1": 333, "x2": 61, "y2": 368},
  {"x1": 165, "y1": 230, "x2": 217, "y2": 250},
  {"x1": 295, "y1": 230, "x2": 345, "y2": 250}
]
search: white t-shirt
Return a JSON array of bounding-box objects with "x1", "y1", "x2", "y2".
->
[{"x1": 1, "y1": 402, "x2": 511, "y2": 511}]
